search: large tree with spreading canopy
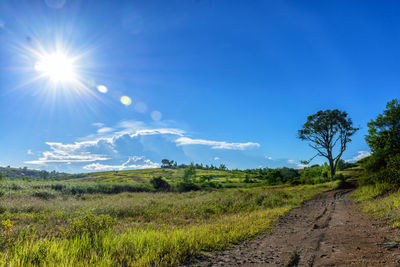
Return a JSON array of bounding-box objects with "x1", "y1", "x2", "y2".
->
[{"x1": 298, "y1": 109, "x2": 359, "y2": 177}]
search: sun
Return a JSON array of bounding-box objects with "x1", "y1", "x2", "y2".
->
[{"x1": 34, "y1": 52, "x2": 76, "y2": 83}]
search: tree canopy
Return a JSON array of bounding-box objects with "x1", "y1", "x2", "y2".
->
[
  {"x1": 366, "y1": 99, "x2": 400, "y2": 157},
  {"x1": 298, "y1": 109, "x2": 359, "y2": 177}
]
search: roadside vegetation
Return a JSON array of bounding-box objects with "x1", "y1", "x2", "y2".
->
[{"x1": 352, "y1": 99, "x2": 400, "y2": 227}]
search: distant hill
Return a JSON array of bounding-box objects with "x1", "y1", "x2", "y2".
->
[{"x1": 0, "y1": 166, "x2": 72, "y2": 180}]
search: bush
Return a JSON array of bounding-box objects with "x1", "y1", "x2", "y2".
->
[
  {"x1": 244, "y1": 175, "x2": 252, "y2": 183},
  {"x1": 32, "y1": 191, "x2": 56, "y2": 200},
  {"x1": 150, "y1": 177, "x2": 171, "y2": 191},
  {"x1": 360, "y1": 154, "x2": 400, "y2": 186},
  {"x1": 183, "y1": 164, "x2": 196, "y2": 182},
  {"x1": 334, "y1": 174, "x2": 346, "y2": 182},
  {"x1": 376, "y1": 154, "x2": 400, "y2": 186},
  {"x1": 299, "y1": 165, "x2": 329, "y2": 184},
  {"x1": 363, "y1": 152, "x2": 386, "y2": 173},
  {"x1": 200, "y1": 181, "x2": 222, "y2": 189},
  {"x1": 176, "y1": 181, "x2": 200, "y2": 192}
]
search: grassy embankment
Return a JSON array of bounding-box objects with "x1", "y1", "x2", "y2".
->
[
  {"x1": 351, "y1": 159, "x2": 400, "y2": 228},
  {"x1": 0, "y1": 175, "x2": 337, "y2": 266},
  {"x1": 352, "y1": 183, "x2": 400, "y2": 227}
]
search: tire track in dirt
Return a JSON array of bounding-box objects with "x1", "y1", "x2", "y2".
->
[{"x1": 193, "y1": 189, "x2": 400, "y2": 266}]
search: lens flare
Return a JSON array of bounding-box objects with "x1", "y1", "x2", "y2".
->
[
  {"x1": 151, "y1": 110, "x2": 162, "y2": 121},
  {"x1": 97, "y1": 85, "x2": 108, "y2": 93},
  {"x1": 120, "y1": 96, "x2": 132, "y2": 106}
]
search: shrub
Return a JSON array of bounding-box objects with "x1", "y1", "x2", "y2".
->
[
  {"x1": 363, "y1": 152, "x2": 386, "y2": 173},
  {"x1": 376, "y1": 154, "x2": 400, "y2": 186},
  {"x1": 334, "y1": 174, "x2": 345, "y2": 182},
  {"x1": 50, "y1": 184, "x2": 66, "y2": 191},
  {"x1": 360, "y1": 154, "x2": 400, "y2": 186},
  {"x1": 200, "y1": 181, "x2": 222, "y2": 189},
  {"x1": 244, "y1": 175, "x2": 252, "y2": 183},
  {"x1": 150, "y1": 176, "x2": 171, "y2": 191},
  {"x1": 176, "y1": 181, "x2": 200, "y2": 192},
  {"x1": 183, "y1": 164, "x2": 196, "y2": 182},
  {"x1": 32, "y1": 191, "x2": 56, "y2": 200}
]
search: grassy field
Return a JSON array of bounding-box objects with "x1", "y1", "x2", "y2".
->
[
  {"x1": 0, "y1": 178, "x2": 337, "y2": 266},
  {"x1": 70, "y1": 168, "x2": 257, "y2": 185}
]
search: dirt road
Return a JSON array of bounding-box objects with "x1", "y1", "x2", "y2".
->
[{"x1": 194, "y1": 189, "x2": 400, "y2": 266}]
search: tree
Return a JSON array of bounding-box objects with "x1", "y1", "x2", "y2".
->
[
  {"x1": 219, "y1": 164, "x2": 227, "y2": 170},
  {"x1": 366, "y1": 99, "x2": 400, "y2": 157},
  {"x1": 150, "y1": 176, "x2": 171, "y2": 191},
  {"x1": 161, "y1": 159, "x2": 171, "y2": 168},
  {"x1": 298, "y1": 109, "x2": 359, "y2": 177},
  {"x1": 183, "y1": 164, "x2": 196, "y2": 182}
]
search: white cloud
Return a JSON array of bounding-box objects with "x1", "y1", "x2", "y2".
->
[
  {"x1": 27, "y1": 149, "x2": 34, "y2": 155},
  {"x1": 175, "y1": 137, "x2": 260, "y2": 150},
  {"x1": 265, "y1": 156, "x2": 273, "y2": 160},
  {"x1": 24, "y1": 128, "x2": 185, "y2": 165},
  {"x1": 92, "y1": 122, "x2": 104, "y2": 128},
  {"x1": 287, "y1": 159, "x2": 295, "y2": 164},
  {"x1": 25, "y1": 120, "x2": 261, "y2": 169},
  {"x1": 346, "y1": 151, "x2": 371, "y2": 162},
  {"x1": 83, "y1": 156, "x2": 159, "y2": 171},
  {"x1": 97, "y1": 127, "x2": 115, "y2": 134},
  {"x1": 24, "y1": 141, "x2": 112, "y2": 165},
  {"x1": 296, "y1": 163, "x2": 308, "y2": 169}
]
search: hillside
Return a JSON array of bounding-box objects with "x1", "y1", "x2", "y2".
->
[{"x1": 69, "y1": 167, "x2": 263, "y2": 186}]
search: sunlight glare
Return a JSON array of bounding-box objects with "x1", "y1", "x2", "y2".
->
[{"x1": 35, "y1": 52, "x2": 76, "y2": 83}]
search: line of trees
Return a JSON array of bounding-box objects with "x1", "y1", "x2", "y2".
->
[
  {"x1": 161, "y1": 159, "x2": 227, "y2": 171},
  {"x1": 0, "y1": 166, "x2": 71, "y2": 180}
]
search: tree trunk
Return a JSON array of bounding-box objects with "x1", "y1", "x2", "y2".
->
[{"x1": 328, "y1": 158, "x2": 336, "y2": 178}]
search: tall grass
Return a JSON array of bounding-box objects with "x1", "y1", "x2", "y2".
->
[
  {"x1": 0, "y1": 181, "x2": 336, "y2": 266},
  {"x1": 352, "y1": 183, "x2": 400, "y2": 228}
]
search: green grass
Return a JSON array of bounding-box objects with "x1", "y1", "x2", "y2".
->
[
  {"x1": 69, "y1": 168, "x2": 257, "y2": 185},
  {"x1": 352, "y1": 183, "x2": 400, "y2": 227},
  {"x1": 0, "y1": 179, "x2": 337, "y2": 266}
]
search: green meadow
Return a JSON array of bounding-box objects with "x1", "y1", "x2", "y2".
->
[
  {"x1": 70, "y1": 168, "x2": 259, "y2": 184},
  {"x1": 0, "y1": 173, "x2": 337, "y2": 266}
]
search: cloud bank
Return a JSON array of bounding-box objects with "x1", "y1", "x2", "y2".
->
[
  {"x1": 25, "y1": 121, "x2": 261, "y2": 171},
  {"x1": 175, "y1": 137, "x2": 260, "y2": 150},
  {"x1": 83, "y1": 156, "x2": 159, "y2": 171}
]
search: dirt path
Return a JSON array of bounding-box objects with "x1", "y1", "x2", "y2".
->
[{"x1": 194, "y1": 189, "x2": 400, "y2": 266}]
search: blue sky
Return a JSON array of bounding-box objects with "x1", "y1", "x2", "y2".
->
[{"x1": 0, "y1": 0, "x2": 398, "y2": 173}]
